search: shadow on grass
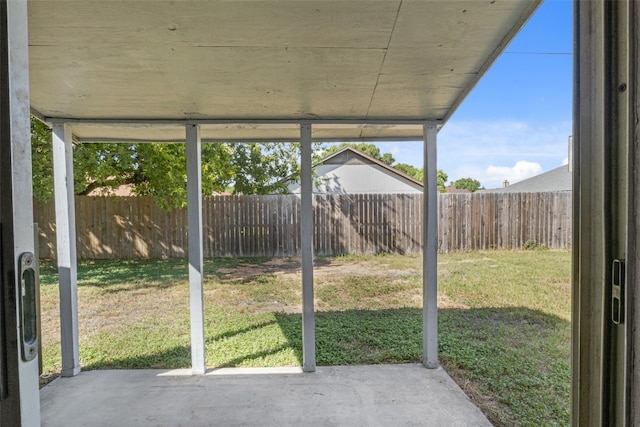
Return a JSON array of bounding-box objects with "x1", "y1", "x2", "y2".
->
[
  {"x1": 80, "y1": 306, "x2": 569, "y2": 367},
  {"x1": 39, "y1": 258, "x2": 185, "y2": 288},
  {"x1": 82, "y1": 344, "x2": 192, "y2": 370},
  {"x1": 40, "y1": 257, "x2": 341, "y2": 289},
  {"x1": 207, "y1": 318, "x2": 279, "y2": 343},
  {"x1": 214, "y1": 345, "x2": 293, "y2": 368},
  {"x1": 39, "y1": 257, "x2": 250, "y2": 289},
  {"x1": 73, "y1": 306, "x2": 569, "y2": 426}
]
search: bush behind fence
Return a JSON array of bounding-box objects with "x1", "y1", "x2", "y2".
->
[{"x1": 34, "y1": 192, "x2": 572, "y2": 259}]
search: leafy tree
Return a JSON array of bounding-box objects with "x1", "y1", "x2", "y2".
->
[
  {"x1": 388, "y1": 163, "x2": 448, "y2": 193},
  {"x1": 322, "y1": 142, "x2": 395, "y2": 165},
  {"x1": 31, "y1": 118, "x2": 54, "y2": 200},
  {"x1": 452, "y1": 177, "x2": 482, "y2": 193},
  {"x1": 30, "y1": 117, "x2": 306, "y2": 209},
  {"x1": 128, "y1": 143, "x2": 235, "y2": 209},
  {"x1": 72, "y1": 143, "x2": 139, "y2": 196},
  {"x1": 32, "y1": 117, "x2": 146, "y2": 199},
  {"x1": 228, "y1": 143, "x2": 300, "y2": 195},
  {"x1": 394, "y1": 163, "x2": 422, "y2": 180},
  {"x1": 437, "y1": 170, "x2": 448, "y2": 193}
]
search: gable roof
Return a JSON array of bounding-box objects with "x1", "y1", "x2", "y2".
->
[
  {"x1": 481, "y1": 165, "x2": 572, "y2": 193},
  {"x1": 318, "y1": 147, "x2": 423, "y2": 188}
]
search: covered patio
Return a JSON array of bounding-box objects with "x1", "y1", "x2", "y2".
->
[
  {"x1": 17, "y1": 0, "x2": 541, "y2": 424},
  {"x1": 40, "y1": 365, "x2": 492, "y2": 426}
]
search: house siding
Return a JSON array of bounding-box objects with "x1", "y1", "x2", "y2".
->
[{"x1": 289, "y1": 163, "x2": 423, "y2": 194}]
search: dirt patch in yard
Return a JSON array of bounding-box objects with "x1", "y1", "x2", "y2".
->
[
  {"x1": 217, "y1": 258, "x2": 301, "y2": 281},
  {"x1": 216, "y1": 257, "x2": 465, "y2": 310},
  {"x1": 217, "y1": 257, "x2": 419, "y2": 282}
]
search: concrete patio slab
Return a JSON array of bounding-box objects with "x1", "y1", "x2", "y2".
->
[{"x1": 40, "y1": 364, "x2": 492, "y2": 426}]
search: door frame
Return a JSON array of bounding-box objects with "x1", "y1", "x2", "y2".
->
[{"x1": 0, "y1": 0, "x2": 40, "y2": 425}]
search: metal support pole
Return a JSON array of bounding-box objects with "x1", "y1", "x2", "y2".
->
[
  {"x1": 423, "y1": 124, "x2": 438, "y2": 369},
  {"x1": 186, "y1": 124, "x2": 206, "y2": 374},
  {"x1": 52, "y1": 123, "x2": 80, "y2": 377},
  {"x1": 300, "y1": 123, "x2": 316, "y2": 372}
]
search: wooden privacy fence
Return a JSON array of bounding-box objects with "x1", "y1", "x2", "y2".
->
[{"x1": 33, "y1": 192, "x2": 572, "y2": 259}]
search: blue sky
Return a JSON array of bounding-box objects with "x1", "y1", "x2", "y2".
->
[{"x1": 376, "y1": 0, "x2": 573, "y2": 189}]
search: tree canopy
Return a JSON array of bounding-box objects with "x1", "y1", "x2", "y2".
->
[
  {"x1": 31, "y1": 117, "x2": 302, "y2": 209},
  {"x1": 31, "y1": 119, "x2": 55, "y2": 201},
  {"x1": 393, "y1": 163, "x2": 422, "y2": 180},
  {"x1": 437, "y1": 170, "x2": 448, "y2": 193},
  {"x1": 392, "y1": 163, "x2": 447, "y2": 192},
  {"x1": 452, "y1": 177, "x2": 482, "y2": 193}
]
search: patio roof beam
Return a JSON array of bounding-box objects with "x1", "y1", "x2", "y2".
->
[
  {"x1": 43, "y1": 118, "x2": 443, "y2": 145},
  {"x1": 73, "y1": 136, "x2": 428, "y2": 144},
  {"x1": 43, "y1": 118, "x2": 443, "y2": 127},
  {"x1": 300, "y1": 123, "x2": 316, "y2": 372},
  {"x1": 423, "y1": 124, "x2": 438, "y2": 369},
  {"x1": 186, "y1": 124, "x2": 206, "y2": 375},
  {"x1": 51, "y1": 123, "x2": 80, "y2": 377}
]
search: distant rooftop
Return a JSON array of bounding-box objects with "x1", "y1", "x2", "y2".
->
[
  {"x1": 445, "y1": 185, "x2": 470, "y2": 194},
  {"x1": 480, "y1": 165, "x2": 572, "y2": 193}
]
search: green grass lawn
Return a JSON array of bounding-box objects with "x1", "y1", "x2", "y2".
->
[{"x1": 39, "y1": 250, "x2": 571, "y2": 427}]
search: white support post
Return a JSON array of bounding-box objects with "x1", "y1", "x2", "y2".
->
[
  {"x1": 423, "y1": 124, "x2": 438, "y2": 368},
  {"x1": 186, "y1": 124, "x2": 206, "y2": 375},
  {"x1": 300, "y1": 123, "x2": 316, "y2": 372},
  {"x1": 52, "y1": 123, "x2": 81, "y2": 377}
]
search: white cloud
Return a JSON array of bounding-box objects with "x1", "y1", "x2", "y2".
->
[
  {"x1": 561, "y1": 157, "x2": 569, "y2": 166},
  {"x1": 480, "y1": 161, "x2": 543, "y2": 188},
  {"x1": 368, "y1": 119, "x2": 572, "y2": 188},
  {"x1": 437, "y1": 119, "x2": 571, "y2": 186}
]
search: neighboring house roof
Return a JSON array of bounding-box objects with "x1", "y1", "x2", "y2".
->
[
  {"x1": 86, "y1": 185, "x2": 232, "y2": 197},
  {"x1": 480, "y1": 165, "x2": 572, "y2": 193},
  {"x1": 288, "y1": 147, "x2": 423, "y2": 194},
  {"x1": 445, "y1": 185, "x2": 470, "y2": 194},
  {"x1": 86, "y1": 183, "x2": 135, "y2": 197}
]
